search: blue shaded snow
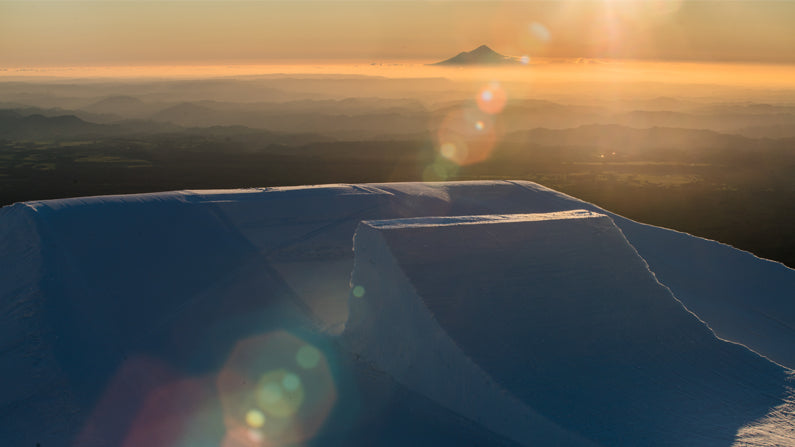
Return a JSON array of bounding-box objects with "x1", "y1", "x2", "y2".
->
[
  {"x1": 0, "y1": 181, "x2": 793, "y2": 446},
  {"x1": 345, "y1": 211, "x2": 793, "y2": 446}
]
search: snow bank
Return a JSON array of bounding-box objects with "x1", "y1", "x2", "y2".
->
[
  {"x1": 344, "y1": 210, "x2": 602, "y2": 446},
  {"x1": 344, "y1": 210, "x2": 794, "y2": 446},
  {"x1": 0, "y1": 203, "x2": 82, "y2": 445},
  {"x1": 613, "y1": 216, "x2": 795, "y2": 370},
  {"x1": 1, "y1": 181, "x2": 793, "y2": 446}
]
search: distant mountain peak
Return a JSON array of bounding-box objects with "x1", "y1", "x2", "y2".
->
[
  {"x1": 472, "y1": 44, "x2": 496, "y2": 54},
  {"x1": 432, "y1": 45, "x2": 521, "y2": 66}
]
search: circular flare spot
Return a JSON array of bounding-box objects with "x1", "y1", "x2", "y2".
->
[
  {"x1": 436, "y1": 108, "x2": 499, "y2": 166},
  {"x1": 476, "y1": 83, "x2": 507, "y2": 115},
  {"x1": 352, "y1": 285, "x2": 365, "y2": 298},
  {"x1": 245, "y1": 409, "x2": 265, "y2": 428},
  {"x1": 518, "y1": 20, "x2": 551, "y2": 54},
  {"x1": 530, "y1": 22, "x2": 551, "y2": 42},
  {"x1": 440, "y1": 142, "x2": 458, "y2": 159},
  {"x1": 282, "y1": 373, "x2": 301, "y2": 391},
  {"x1": 296, "y1": 345, "x2": 321, "y2": 370},
  {"x1": 217, "y1": 332, "x2": 336, "y2": 446},
  {"x1": 260, "y1": 382, "x2": 282, "y2": 405},
  {"x1": 256, "y1": 370, "x2": 304, "y2": 418},
  {"x1": 439, "y1": 142, "x2": 469, "y2": 164}
]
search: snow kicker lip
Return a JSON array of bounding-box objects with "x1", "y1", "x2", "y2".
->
[
  {"x1": 363, "y1": 209, "x2": 601, "y2": 229},
  {"x1": 345, "y1": 211, "x2": 794, "y2": 446}
]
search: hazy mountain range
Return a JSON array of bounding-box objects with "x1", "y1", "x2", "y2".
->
[{"x1": 3, "y1": 92, "x2": 794, "y2": 141}]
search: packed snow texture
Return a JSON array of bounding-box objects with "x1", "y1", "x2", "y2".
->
[
  {"x1": 345, "y1": 210, "x2": 793, "y2": 446},
  {"x1": 1, "y1": 181, "x2": 793, "y2": 446}
]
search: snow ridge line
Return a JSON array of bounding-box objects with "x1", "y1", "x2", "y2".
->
[{"x1": 605, "y1": 212, "x2": 795, "y2": 370}]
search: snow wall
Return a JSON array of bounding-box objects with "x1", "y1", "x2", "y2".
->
[
  {"x1": 344, "y1": 210, "x2": 793, "y2": 446},
  {"x1": 1, "y1": 181, "x2": 793, "y2": 446}
]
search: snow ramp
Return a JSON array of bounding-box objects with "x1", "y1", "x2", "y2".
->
[
  {"x1": 1, "y1": 181, "x2": 794, "y2": 446},
  {"x1": 344, "y1": 210, "x2": 795, "y2": 446}
]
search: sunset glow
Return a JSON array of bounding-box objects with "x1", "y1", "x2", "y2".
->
[
  {"x1": 2, "y1": 1, "x2": 795, "y2": 446},
  {"x1": 2, "y1": 1, "x2": 795, "y2": 68},
  {"x1": 3, "y1": 60, "x2": 795, "y2": 94}
]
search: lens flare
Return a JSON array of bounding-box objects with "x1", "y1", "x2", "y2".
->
[
  {"x1": 222, "y1": 426, "x2": 264, "y2": 447},
  {"x1": 476, "y1": 82, "x2": 507, "y2": 115},
  {"x1": 436, "y1": 108, "x2": 501, "y2": 166},
  {"x1": 256, "y1": 369, "x2": 304, "y2": 417},
  {"x1": 282, "y1": 372, "x2": 301, "y2": 391},
  {"x1": 440, "y1": 142, "x2": 459, "y2": 159},
  {"x1": 352, "y1": 285, "x2": 366, "y2": 298},
  {"x1": 440, "y1": 142, "x2": 469, "y2": 165},
  {"x1": 77, "y1": 356, "x2": 222, "y2": 447},
  {"x1": 529, "y1": 22, "x2": 551, "y2": 42},
  {"x1": 296, "y1": 344, "x2": 321, "y2": 370},
  {"x1": 245, "y1": 409, "x2": 265, "y2": 428},
  {"x1": 422, "y1": 157, "x2": 459, "y2": 182},
  {"x1": 517, "y1": 20, "x2": 551, "y2": 56},
  {"x1": 218, "y1": 332, "x2": 336, "y2": 447}
]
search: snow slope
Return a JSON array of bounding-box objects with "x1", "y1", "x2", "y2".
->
[
  {"x1": 344, "y1": 210, "x2": 793, "y2": 446},
  {"x1": 1, "y1": 181, "x2": 793, "y2": 446}
]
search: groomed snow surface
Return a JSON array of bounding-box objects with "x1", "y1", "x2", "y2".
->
[{"x1": 1, "y1": 181, "x2": 793, "y2": 446}]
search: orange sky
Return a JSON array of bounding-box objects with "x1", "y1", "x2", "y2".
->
[{"x1": 1, "y1": 1, "x2": 795, "y2": 67}]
